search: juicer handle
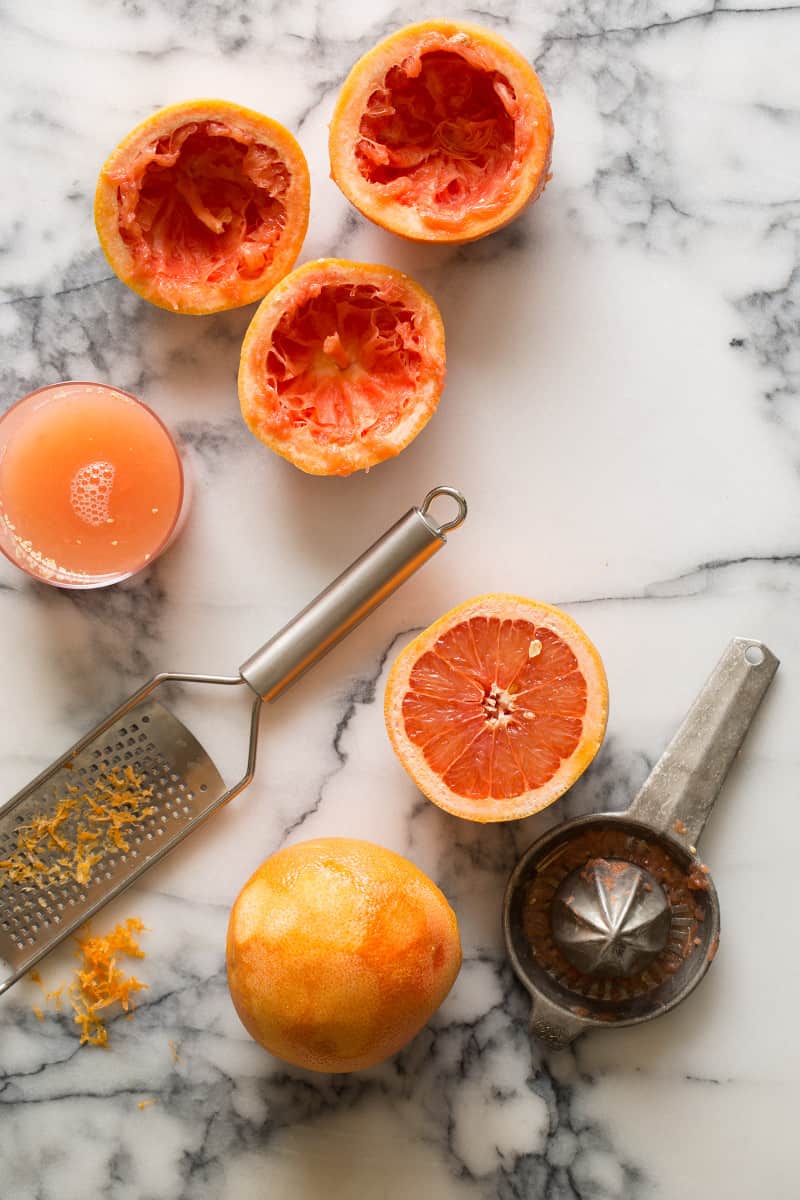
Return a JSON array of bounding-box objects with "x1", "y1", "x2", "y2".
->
[
  {"x1": 528, "y1": 993, "x2": 590, "y2": 1049},
  {"x1": 239, "y1": 487, "x2": 468, "y2": 702},
  {"x1": 627, "y1": 638, "x2": 779, "y2": 849}
]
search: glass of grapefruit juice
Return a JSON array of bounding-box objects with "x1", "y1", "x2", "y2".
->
[{"x1": 0, "y1": 382, "x2": 187, "y2": 588}]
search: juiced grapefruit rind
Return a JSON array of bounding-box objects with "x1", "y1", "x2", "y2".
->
[
  {"x1": 329, "y1": 20, "x2": 554, "y2": 243},
  {"x1": 238, "y1": 258, "x2": 446, "y2": 476},
  {"x1": 95, "y1": 99, "x2": 310, "y2": 314},
  {"x1": 226, "y1": 837, "x2": 462, "y2": 1073},
  {"x1": 385, "y1": 594, "x2": 608, "y2": 823}
]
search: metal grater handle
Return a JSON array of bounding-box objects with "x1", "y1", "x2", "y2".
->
[
  {"x1": 239, "y1": 487, "x2": 467, "y2": 702},
  {"x1": 0, "y1": 488, "x2": 467, "y2": 996}
]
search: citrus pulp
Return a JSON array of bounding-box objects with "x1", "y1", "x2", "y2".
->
[
  {"x1": 95, "y1": 99, "x2": 310, "y2": 314},
  {"x1": 238, "y1": 258, "x2": 446, "y2": 475},
  {"x1": 329, "y1": 20, "x2": 553, "y2": 242}
]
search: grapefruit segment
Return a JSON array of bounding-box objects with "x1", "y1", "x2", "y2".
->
[
  {"x1": 329, "y1": 21, "x2": 554, "y2": 243},
  {"x1": 385, "y1": 596, "x2": 608, "y2": 822},
  {"x1": 95, "y1": 100, "x2": 310, "y2": 314},
  {"x1": 238, "y1": 258, "x2": 446, "y2": 475}
]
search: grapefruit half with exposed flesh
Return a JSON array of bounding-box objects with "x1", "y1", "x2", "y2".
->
[{"x1": 385, "y1": 595, "x2": 608, "y2": 822}]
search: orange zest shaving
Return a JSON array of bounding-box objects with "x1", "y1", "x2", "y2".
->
[
  {"x1": 26, "y1": 918, "x2": 148, "y2": 1046},
  {"x1": 70, "y1": 918, "x2": 148, "y2": 1047},
  {"x1": 0, "y1": 766, "x2": 155, "y2": 893},
  {"x1": 169, "y1": 1038, "x2": 180, "y2": 1064},
  {"x1": 137, "y1": 1098, "x2": 157, "y2": 1110}
]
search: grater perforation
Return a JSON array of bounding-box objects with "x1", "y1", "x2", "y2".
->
[{"x1": 0, "y1": 697, "x2": 227, "y2": 982}]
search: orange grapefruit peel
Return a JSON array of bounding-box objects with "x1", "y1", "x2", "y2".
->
[
  {"x1": 329, "y1": 20, "x2": 553, "y2": 243},
  {"x1": 95, "y1": 99, "x2": 310, "y2": 314},
  {"x1": 238, "y1": 257, "x2": 446, "y2": 475}
]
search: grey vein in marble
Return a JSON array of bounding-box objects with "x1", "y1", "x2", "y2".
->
[{"x1": 1, "y1": 1, "x2": 799, "y2": 1197}]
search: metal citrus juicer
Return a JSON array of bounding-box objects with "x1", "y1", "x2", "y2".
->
[
  {"x1": 0, "y1": 486, "x2": 467, "y2": 995},
  {"x1": 504, "y1": 637, "x2": 778, "y2": 1047}
]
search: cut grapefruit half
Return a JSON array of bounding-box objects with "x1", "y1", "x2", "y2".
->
[
  {"x1": 238, "y1": 258, "x2": 446, "y2": 475},
  {"x1": 95, "y1": 99, "x2": 310, "y2": 314},
  {"x1": 329, "y1": 20, "x2": 553, "y2": 243},
  {"x1": 385, "y1": 595, "x2": 608, "y2": 822}
]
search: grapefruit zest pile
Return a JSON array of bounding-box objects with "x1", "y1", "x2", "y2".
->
[
  {"x1": 30, "y1": 919, "x2": 148, "y2": 1048},
  {"x1": 263, "y1": 282, "x2": 426, "y2": 444},
  {"x1": 1, "y1": 769, "x2": 153, "y2": 1046},
  {"x1": 357, "y1": 49, "x2": 518, "y2": 217},
  {"x1": 70, "y1": 919, "x2": 147, "y2": 1046},
  {"x1": 0, "y1": 765, "x2": 156, "y2": 892},
  {"x1": 109, "y1": 121, "x2": 290, "y2": 287}
]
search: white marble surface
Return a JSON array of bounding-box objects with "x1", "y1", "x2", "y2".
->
[{"x1": 1, "y1": 1, "x2": 798, "y2": 1196}]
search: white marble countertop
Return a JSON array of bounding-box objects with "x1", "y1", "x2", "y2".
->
[{"x1": 1, "y1": 2, "x2": 798, "y2": 1197}]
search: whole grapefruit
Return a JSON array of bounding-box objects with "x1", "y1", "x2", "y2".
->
[
  {"x1": 226, "y1": 837, "x2": 461, "y2": 1072},
  {"x1": 238, "y1": 258, "x2": 446, "y2": 476}
]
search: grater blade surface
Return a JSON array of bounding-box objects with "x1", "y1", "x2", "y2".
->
[{"x1": 0, "y1": 697, "x2": 225, "y2": 993}]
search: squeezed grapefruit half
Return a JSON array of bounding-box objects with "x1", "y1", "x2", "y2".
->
[
  {"x1": 329, "y1": 20, "x2": 553, "y2": 243},
  {"x1": 238, "y1": 258, "x2": 446, "y2": 475},
  {"x1": 95, "y1": 99, "x2": 310, "y2": 314},
  {"x1": 385, "y1": 595, "x2": 608, "y2": 822}
]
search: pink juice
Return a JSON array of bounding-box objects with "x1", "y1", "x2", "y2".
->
[{"x1": 0, "y1": 383, "x2": 185, "y2": 587}]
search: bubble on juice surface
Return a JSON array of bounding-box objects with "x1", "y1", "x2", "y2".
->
[{"x1": 70, "y1": 461, "x2": 116, "y2": 527}]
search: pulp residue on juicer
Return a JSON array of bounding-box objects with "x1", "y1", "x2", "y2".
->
[{"x1": 522, "y1": 826, "x2": 710, "y2": 1003}]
